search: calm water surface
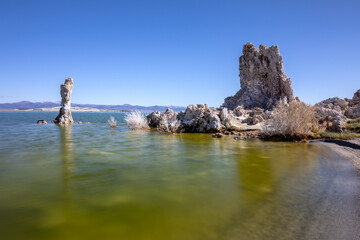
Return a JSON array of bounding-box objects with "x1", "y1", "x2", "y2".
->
[{"x1": 0, "y1": 112, "x2": 359, "y2": 240}]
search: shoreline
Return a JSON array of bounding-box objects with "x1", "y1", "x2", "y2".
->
[{"x1": 311, "y1": 139, "x2": 360, "y2": 173}]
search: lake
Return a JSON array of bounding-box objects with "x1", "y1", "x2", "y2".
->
[{"x1": 0, "y1": 112, "x2": 359, "y2": 240}]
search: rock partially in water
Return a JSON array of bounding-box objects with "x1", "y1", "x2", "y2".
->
[
  {"x1": 179, "y1": 104, "x2": 222, "y2": 133},
  {"x1": 37, "y1": 120, "x2": 47, "y2": 124},
  {"x1": 147, "y1": 104, "x2": 264, "y2": 133},
  {"x1": 212, "y1": 133, "x2": 224, "y2": 138},
  {"x1": 147, "y1": 110, "x2": 162, "y2": 128},
  {"x1": 223, "y1": 43, "x2": 295, "y2": 110},
  {"x1": 157, "y1": 108, "x2": 181, "y2": 133},
  {"x1": 54, "y1": 78, "x2": 74, "y2": 124}
]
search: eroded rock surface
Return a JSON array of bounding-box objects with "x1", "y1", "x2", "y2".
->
[
  {"x1": 54, "y1": 78, "x2": 74, "y2": 124},
  {"x1": 315, "y1": 89, "x2": 360, "y2": 131},
  {"x1": 346, "y1": 89, "x2": 360, "y2": 118},
  {"x1": 223, "y1": 43, "x2": 295, "y2": 110},
  {"x1": 147, "y1": 104, "x2": 264, "y2": 133}
]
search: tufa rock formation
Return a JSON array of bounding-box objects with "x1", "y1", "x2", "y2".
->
[
  {"x1": 147, "y1": 104, "x2": 264, "y2": 133},
  {"x1": 346, "y1": 89, "x2": 360, "y2": 118},
  {"x1": 316, "y1": 89, "x2": 360, "y2": 131},
  {"x1": 54, "y1": 78, "x2": 74, "y2": 124},
  {"x1": 146, "y1": 42, "x2": 357, "y2": 134},
  {"x1": 223, "y1": 43, "x2": 295, "y2": 110}
]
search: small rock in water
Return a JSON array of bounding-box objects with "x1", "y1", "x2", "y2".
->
[
  {"x1": 77, "y1": 121, "x2": 83, "y2": 124},
  {"x1": 212, "y1": 133, "x2": 224, "y2": 138},
  {"x1": 37, "y1": 120, "x2": 47, "y2": 124},
  {"x1": 234, "y1": 136, "x2": 245, "y2": 140}
]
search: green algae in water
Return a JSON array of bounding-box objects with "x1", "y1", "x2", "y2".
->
[{"x1": 0, "y1": 112, "x2": 359, "y2": 240}]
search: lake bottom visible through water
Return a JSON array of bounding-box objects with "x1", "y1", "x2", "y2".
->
[{"x1": 0, "y1": 112, "x2": 359, "y2": 240}]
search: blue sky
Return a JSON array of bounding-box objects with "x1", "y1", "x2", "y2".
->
[{"x1": 0, "y1": 0, "x2": 359, "y2": 107}]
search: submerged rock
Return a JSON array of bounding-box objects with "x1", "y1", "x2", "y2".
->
[
  {"x1": 54, "y1": 78, "x2": 74, "y2": 124},
  {"x1": 212, "y1": 133, "x2": 224, "y2": 138},
  {"x1": 223, "y1": 43, "x2": 295, "y2": 110}
]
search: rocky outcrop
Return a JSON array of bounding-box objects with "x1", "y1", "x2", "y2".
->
[
  {"x1": 223, "y1": 43, "x2": 295, "y2": 110},
  {"x1": 346, "y1": 89, "x2": 360, "y2": 118},
  {"x1": 147, "y1": 110, "x2": 162, "y2": 128},
  {"x1": 315, "y1": 89, "x2": 360, "y2": 131},
  {"x1": 54, "y1": 78, "x2": 74, "y2": 124},
  {"x1": 179, "y1": 104, "x2": 222, "y2": 132},
  {"x1": 147, "y1": 104, "x2": 264, "y2": 133}
]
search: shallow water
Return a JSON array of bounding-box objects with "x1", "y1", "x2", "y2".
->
[{"x1": 0, "y1": 112, "x2": 359, "y2": 240}]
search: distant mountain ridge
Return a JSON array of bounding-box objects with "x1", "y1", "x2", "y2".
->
[{"x1": 0, "y1": 101, "x2": 186, "y2": 112}]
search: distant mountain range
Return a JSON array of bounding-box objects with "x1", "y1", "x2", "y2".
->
[{"x1": 0, "y1": 101, "x2": 186, "y2": 112}]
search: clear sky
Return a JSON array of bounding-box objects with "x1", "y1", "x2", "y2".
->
[{"x1": 0, "y1": 0, "x2": 359, "y2": 107}]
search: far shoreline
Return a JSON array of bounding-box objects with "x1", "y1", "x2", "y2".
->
[{"x1": 0, "y1": 108, "x2": 133, "y2": 113}]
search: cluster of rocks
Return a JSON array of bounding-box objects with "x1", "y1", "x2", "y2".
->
[
  {"x1": 147, "y1": 104, "x2": 265, "y2": 134},
  {"x1": 41, "y1": 43, "x2": 358, "y2": 137},
  {"x1": 315, "y1": 89, "x2": 360, "y2": 131},
  {"x1": 37, "y1": 120, "x2": 90, "y2": 125},
  {"x1": 147, "y1": 43, "x2": 294, "y2": 134},
  {"x1": 212, "y1": 131, "x2": 260, "y2": 139},
  {"x1": 147, "y1": 43, "x2": 359, "y2": 135}
]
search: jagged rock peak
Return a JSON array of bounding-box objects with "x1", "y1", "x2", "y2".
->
[
  {"x1": 223, "y1": 42, "x2": 295, "y2": 110},
  {"x1": 54, "y1": 78, "x2": 74, "y2": 124}
]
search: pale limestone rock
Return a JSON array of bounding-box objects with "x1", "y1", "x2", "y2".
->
[
  {"x1": 147, "y1": 110, "x2": 162, "y2": 128},
  {"x1": 316, "y1": 89, "x2": 360, "y2": 120},
  {"x1": 54, "y1": 78, "x2": 74, "y2": 124},
  {"x1": 179, "y1": 105, "x2": 222, "y2": 133},
  {"x1": 316, "y1": 97, "x2": 348, "y2": 115},
  {"x1": 346, "y1": 89, "x2": 360, "y2": 118},
  {"x1": 146, "y1": 104, "x2": 264, "y2": 133},
  {"x1": 315, "y1": 89, "x2": 360, "y2": 131},
  {"x1": 223, "y1": 43, "x2": 295, "y2": 110},
  {"x1": 157, "y1": 109, "x2": 181, "y2": 133}
]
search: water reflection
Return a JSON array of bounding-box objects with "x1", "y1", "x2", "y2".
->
[
  {"x1": 59, "y1": 125, "x2": 73, "y2": 201},
  {"x1": 1, "y1": 110, "x2": 359, "y2": 240}
]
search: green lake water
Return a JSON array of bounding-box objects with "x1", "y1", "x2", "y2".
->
[{"x1": 0, "y1": 112, "x2": 359, "y2": 240}]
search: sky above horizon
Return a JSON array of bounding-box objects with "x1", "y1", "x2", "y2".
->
[{"x1": 1, "y1": 0, "x2": 359, "y2": 107}]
